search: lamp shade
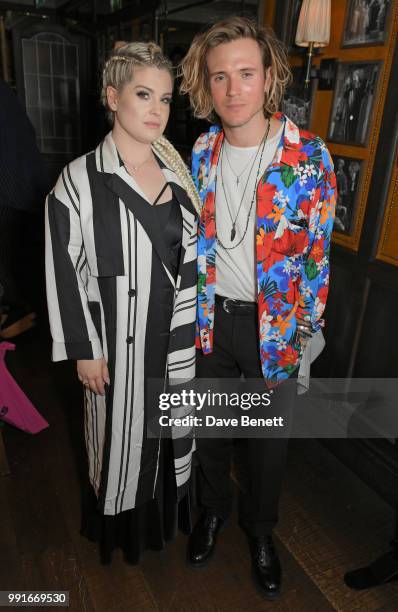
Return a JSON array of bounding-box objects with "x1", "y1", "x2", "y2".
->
[{"x1": 295, "y1": 0, "x2": 331, "y2": 47}]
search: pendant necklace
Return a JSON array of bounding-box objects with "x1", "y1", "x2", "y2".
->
[
  {"x1": 218, "y1": 119, "x2": 271, "y2": 244},
  {"x1": 224, "y1": 139, "x2": 261, "y2": 187}
]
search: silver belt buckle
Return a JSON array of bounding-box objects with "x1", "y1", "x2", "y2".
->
[{"x1": 223, "y1": 298, "x2": 235, "y2": 314}]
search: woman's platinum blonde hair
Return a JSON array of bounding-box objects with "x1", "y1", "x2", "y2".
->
[
  {"x1": 179, "y1": 16, "x2": 292, "y2": 122},
  {"x1": 101, "y1": 41, "x2": 174, "y2": 124}
]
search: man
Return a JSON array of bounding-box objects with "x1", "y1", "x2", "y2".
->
[{"x1": 180, "y1": 17, "x2": 336, "y2": 599}]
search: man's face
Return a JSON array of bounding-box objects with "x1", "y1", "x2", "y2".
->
[
  {"x1": 206, "y1": 37, "x2": 270, "y2": 129},
  {"x1": 353, "y1": 71, "x2": 361, "y2": 88}
]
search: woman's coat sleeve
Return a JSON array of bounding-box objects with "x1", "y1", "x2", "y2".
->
[{"x1": 45, "y1": 170, "x2": 103, "y2": 362}]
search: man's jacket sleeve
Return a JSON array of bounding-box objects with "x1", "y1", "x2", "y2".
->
[{"x1": 299, "y1": 143, "x2": 337, "y2": 333}]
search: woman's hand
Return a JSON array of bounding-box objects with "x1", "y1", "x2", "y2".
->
[{"x1": 77, "y1": 358, "x2": 110, "y2": 396}]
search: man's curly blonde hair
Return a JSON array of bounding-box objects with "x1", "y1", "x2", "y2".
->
[{"x1": 179, "y1": 16, "x2": 291, "y2": 123}]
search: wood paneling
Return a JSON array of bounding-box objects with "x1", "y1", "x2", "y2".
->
[
  {"x1": 313, "y1": 0, "x2": 397, "y2": 252},
  {"x1": 376, "y1": 154, "x2": 398, "y2": 266},
  {"x1": 269, "y1": 0, "x2": 398, "y2": 252},
  {"x1": 353, "y1": 282, "x2": 398, "y2": 376},
  {"x1": 268, "y1": 3, "x2": 398, "y2": 510}
]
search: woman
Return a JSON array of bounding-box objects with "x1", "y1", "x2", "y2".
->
[{"x1": 45, "y1": 42, "x2": 201, "y2": 564}]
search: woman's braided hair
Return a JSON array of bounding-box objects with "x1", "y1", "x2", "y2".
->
[
  {"x1": 101, "y1": 41, "x2": 173, "y2": 123},
  {"x1": 152, "y1": 136, "x2": 202, "y2": 215}
]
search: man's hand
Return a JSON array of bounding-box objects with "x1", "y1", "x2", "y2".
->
[
  {"x1": 77, "y1": 358, "x2": 110, "y2": 396},
  {"x1": 296, "y1": 315, "x2": 312, "y2": 352}
]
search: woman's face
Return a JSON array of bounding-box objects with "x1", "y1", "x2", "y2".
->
[{"x1": 107, "y1": 66, "x2": 173, "y2": 144}]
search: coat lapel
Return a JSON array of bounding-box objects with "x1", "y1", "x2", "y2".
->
[
  {"x1": 156, "y1": 161, "x2": 197, "y2": 293},
  {"x1": 154, "y1": 153, "x2": 197, "y2": 218},
  {"x1": 98, "y1": 132, "x2": 197, "y2": 286},
  {"x1": 105, "y1": 172, "x2": 176, "y2": 283}
]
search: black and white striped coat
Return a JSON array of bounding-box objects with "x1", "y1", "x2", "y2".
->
[{"x1": 45, "y1": 132, "x2": 197, "y2": 515}]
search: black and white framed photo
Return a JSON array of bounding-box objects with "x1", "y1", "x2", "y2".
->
[
  {"x1": 332, "y1": 155, "x2": 363, "y2": 236},
  {"x1": 343, "y1": 0, "x2": 392, "y2": 47},
  {"x1": 327, "y1": 61, "x2": 380, "y2": 146},
  {"x1": 282, "y1": 66, "x2": 316, "y2": 130}
]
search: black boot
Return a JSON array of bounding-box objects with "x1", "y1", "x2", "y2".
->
[
  {"x1": 187, "y1": 513, "x2": 224, "y2": 568},
  {"x1": 250, "y1": 535, "x2": 281, "y2": 600},
  {"x1": 344, "y1": 548, "x2": 398, "y2": 590}
]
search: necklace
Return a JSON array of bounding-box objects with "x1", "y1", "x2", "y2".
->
[
  {"x1": 123, "y1": 151, "x2": 153, "y2": 172},
  {"x1": 224, "y1": 140, "x2": 260, "y2": 187},
  {"x1": 216, "y1": 137, "x2": 267, "y2": 250},
  {"x1": 217, "y1": 119, "x2": 271, "y2": 245}
]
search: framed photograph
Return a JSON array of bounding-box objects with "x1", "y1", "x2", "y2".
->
[
  {"x1": 327, "y1": 61, "x2": 380, "y2": 146},
  {"x1": 343, "y1": 0, "x2": 392, "y2": 47},
  {"x1": 282, "y1": 66, "x2": 316, "y2": 130},
  {"x1": 332, "y1": 155, "x2": 364, "y2": 236},
  {"x1": 318, "y1": 58, "x2": 337, "y2": 91}
]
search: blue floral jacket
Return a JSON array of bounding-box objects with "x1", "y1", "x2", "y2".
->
[{"x1": 192, "y1": 113, "x2": 337, "y2": 385}]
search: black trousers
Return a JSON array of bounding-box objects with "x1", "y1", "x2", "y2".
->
[{"x1": 196, "y1": 297, "x2": 296, "y2": 537}]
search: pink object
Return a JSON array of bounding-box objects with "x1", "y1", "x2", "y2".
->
[{"x1": 0, "y1": 341, "x2": 49, "y2": 434}]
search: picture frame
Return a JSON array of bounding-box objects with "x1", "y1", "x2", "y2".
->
[
  {"x1": 327, "y1": 61, "x2": 381, "y2": 147},
  {"x1": 376, "y1": 153, "x2": 398, "y2": 266},
  {"x1": 282, "y1": 66, "x2": 317, "y2": 130},
  {"x1": 332, "y1": 155, "x2": 364, "y2": 237},
  {"x1": 342, "y1": 0, "x2": 392, "y2": 48}
]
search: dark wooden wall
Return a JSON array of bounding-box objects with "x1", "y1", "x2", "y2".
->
[
  {"x1": 268, "y1": 0, "x2": 398, "y2": 509},
  {"x1": 317, "y1": 37, "x2": 398, "y2": 509}
]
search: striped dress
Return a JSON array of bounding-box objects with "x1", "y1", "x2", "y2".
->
[{"x1": 45, "y1": 131, "x2": 197, "y2": 516}]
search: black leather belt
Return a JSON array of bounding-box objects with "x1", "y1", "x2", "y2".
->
[{"x1": 215, "y1": 294, "x2": 257, "y2": 315}]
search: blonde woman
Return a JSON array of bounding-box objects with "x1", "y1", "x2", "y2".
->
[{"x1": 45, "y1": 42, "x2": 200, "y2": 564}]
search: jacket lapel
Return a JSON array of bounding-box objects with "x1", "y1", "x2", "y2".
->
[
  {"x1": 99, "y1": 132, "x2": 197, "y2": 285},
  {"x1": 154, "y1": 153, "x2": 197, "y2": 218},
  {"x1": 256, "y1": 114, "x2": 304, "y2": 260},
  {"x1": 105, "y1": 172, "x2": 176, "y2": 283}
]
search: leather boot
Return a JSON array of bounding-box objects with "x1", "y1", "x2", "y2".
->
[
  {"x1": 187, "y1": 513, "x2": 224, "y2": 568},
  {"x1": 250, "y1": 535, "x2": 281, "y2": 600}
]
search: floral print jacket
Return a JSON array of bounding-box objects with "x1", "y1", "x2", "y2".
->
[{"x1": 192, "y1": 113, "x2": 337, "y2": 385}]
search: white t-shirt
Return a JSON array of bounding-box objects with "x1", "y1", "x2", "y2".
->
[{"x1": 215, "y1": 124, "x2": 283, "y2": 301}]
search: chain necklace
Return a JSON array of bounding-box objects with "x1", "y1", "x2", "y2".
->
[
  {"x1": 220, "y1": 142, "x2": 259, "y2": 242},
  {"x1": 123, "y1": 151, "x2": 153, "y2": 172},
  {"x1": 216, "y1": 119, "x2": 271, "y2": 248},
  {"x1": 224, "y1": 139, "x2": 261, "y2": 187}
]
